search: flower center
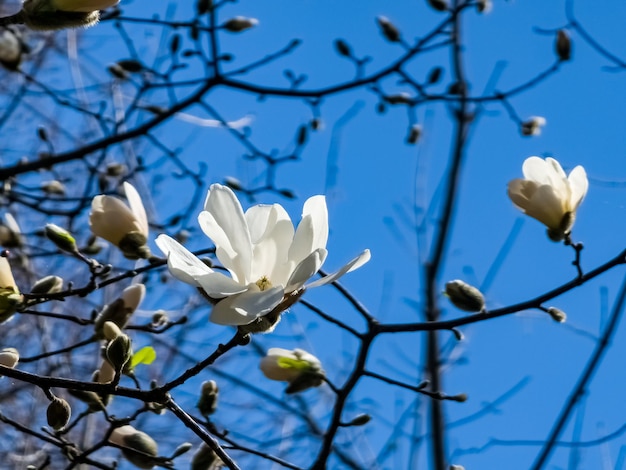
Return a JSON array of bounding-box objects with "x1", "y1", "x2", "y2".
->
[{"x1": 255, "y1": 276, "x2": 272, "y2": 291}]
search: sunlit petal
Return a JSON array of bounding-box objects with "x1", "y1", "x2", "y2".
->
[{"x1": 306, "y1": 249, "x2": 371, "y2": 288}]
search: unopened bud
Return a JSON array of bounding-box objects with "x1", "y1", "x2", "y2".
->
[
  {"x1": 521, "y1": 116, "x2": 546, "y2": 136},
  {"x1": 450, "y1": 466, "x2": 466, "y2": 470},
  {"x1": 346, "y1": 413, "x2": 371, "y2": 426},
  {"x1": 427, "y1": 0, "x2": 449, "y2": 11},
  {"x1": 47, "y1": 397, "x2": 72, "y2": 431},
  {"x1": 556, "y1": 29, "x2": 571, "y2": 61},
  {"x1": 106, "y1": 334, "x2": 132, "y2": 371},
  {"x1": 45, "y1": 224, "x2": 78, "y2": 253},
  {"x1": 0, "y1": 347, "x2": 19, "y2": 372},
  {"x1": 407, "y1": 124, "x2": 422, "y2": 144},
  {"x1": 30, "y1": 275, "x2": 63, "y2": 295},
  {"x1": 197, "y1": 380, "x2": 219, "y2": 416},
  {"x1": 547, "y1": 307, "x2": 567, "y2": 323},
  {"x1": 106, "y1": 163, "x2": 127, "y2": 177},
  {"x1": 385, "y1": 93, "x2": 413, "y2": 105},
  {"x1": 476, "y1": 0, "x2": 492, "y2": 13},
  {"x1": 334, "y1": 39, "x2": 351, "y2": 57},
  {"x1": 222, "y1": 16, "x2": 258, "y2": 33},
  {"x1": 103, "y1": 321, "x2": 123, "y2": 341},
  {"x1": 191, "y1": 444, "x2": 222, "y2": 470},
  {"x1": 448, "y1": 393, "x2": 468, "y2": 403},
  {"x1": 171, "y1": 442, "x2": 193, "y2": 459},
  {"x1": 377, "y1": 16, "x2": 401, "y2": 43},
  {"x1": 224, "y1": 176, "x2": 243, "y2": 191},
  {"x1": 67, "y1": 389, "x2": 106, "y2": 411},
  {"x1": 444, "y1": 280, "x2": 486, "y2": 312},
  {"x1": 110, "y1": 425, "x2": 159, "y2": 469},
  {"x1": 41, "y1": 180, "x2": 66, "y2": 195}
]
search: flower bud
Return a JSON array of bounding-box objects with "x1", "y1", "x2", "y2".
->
[
  {"x1": 67, "y1": 389, "x2": 106, "y2": 411},
  {"x1": 377, "y1": 16, "x2": 401, "y2": 43},
  {"x1": 0, "y1": 28, "x2": 22, "y2": 71},
  {"x1": 444, "y1": 280, "x2": 486, "y2": 312},
  {"x1": 0, "y1": 347, "x2": 19, "y2": 372},
  {"x1": 260, "y1": 348, "x2": 325, "y2": 394},
  {"x1": 109, "y1": 425, "x2": 159, "y2": 469},
  {"x1": 94, "y1": 284, "x2": 145, "y2": 338},
  {"x1": 556, "y1": 29, "x2": 571, "y2": 61},
  {"x1": 450, "y1": 466, "x2": 466, "y2": 470},
  {"x1": 427, "y1": 0, "x2": 449, "y2": 11},
  {"x1": 222, "y1": 16, "x2": 258, "y2": 33},
  {"x1": 106, "y1": 162, "x2": 127, "y2": 177},
  {"x1": 224, "y1": 176, "x2": 243, "y2": 191},
  {"x1": 406, "y1": 124, "x2": 422, "y2": 144},
  {"x1": 47, "y1": 397, "x2": 72, "y2": 430},
  {"x1": 45, "y1": 224, "x2": 78, "y2": 253},
  {"x1": 89, "y1": 182, "x2": 150, "y2": 259},
  {"x1": 547, "y1": 307, "x2": 567, "y2": 323},
  {"x1": 476, "y1": 0, "x2": 492, "y2": 13},
  {"x1": 20, "y1": 0, "x2": 119, "y2": 30},
  {"x1": 191, "y1": 444, "x2": 223, "y2": 470},
  {"x1": 448, "y1": 393, "x2": 468, "y2": 403},
  {"x1": 0, "y1": 213, "x2": 22, "y2": 248},
  {"x1": 196, "y1": 380, "x2": 219, "y2": 416},
  {"x1": 0, "y1": 256, "x2": 22, "y2": 323},
  {"x1": 346, "y1": 413, "x2": 371, "y2": 427},
  {"x1": 521, "y1": 116, "x2": 546, "y2": 136},
  {"x1": 41, "y1": 180, "x2": 66, "y2": 195},
  {"x1": 106, "y1": 334, "x2": 132, "y2": 371},
  {"x1": 171, "y1": 442, "x2": 193, "y2": 459},
  {"x1": 385, "y1": 93, "x2": 413, "y2": 105},
  {"x1": 30, "y1": 275, "x2": 64, "y2": 295},
  {"x1": 103, "y1": 321, "x2": 123, "y2": 341}
]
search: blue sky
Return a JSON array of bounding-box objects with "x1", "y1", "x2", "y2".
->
[{"x1": 5, "y1": 0, "x2": 626, "y2": 468}]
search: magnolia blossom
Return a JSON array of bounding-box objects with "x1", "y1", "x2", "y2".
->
[
  {"x1": 260, "y1": 348, "x2": 324, "y2": 393},
  {"x1": 156, "y1": 184, "x2": 370, "y2": 327},
  {"x1": 0, "y1": 347, "x2": 19, "y2": 369},
  {"x1": 89, "y1": 182, "x2": 150, "y2": 259},
  {"x1": 94, "y1": 283, "x2": 145, "y2": 339},
  {"x1": 508, "y1": 156, "x2": 588, "y2": 241},
  {"x1": 20, "y1": 0, "x2": 119, "y2": 30}
]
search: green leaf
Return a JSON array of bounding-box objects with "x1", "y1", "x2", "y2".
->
[
  {"x1": 130, "y1": 346, "x2": 156, "y2": 369},
  {"x1": 277, "y1": 356, "x2": 310, "y2": 371}
]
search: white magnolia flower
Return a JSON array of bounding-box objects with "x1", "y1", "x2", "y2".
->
[
  {"x1": 156, "y1": 184, "x2": 370, "y2": 327},
  {"x1": 0, "y1": 213, "x2": 22, "y2": 247},
  {"x1": 521, "y1": 116, "x2": 546, "y2": 136},
  {"x1": 0, "y1": 28, "x2": 22, "y2": 70},
  {"x1": 260, "y1": 347, "x2": 324, "y2": 393},
  {"x1": 89, "y1": 182, "x2": 150, "y2": 259},
  {"x1": 0, "y1": 347, "x2": 19, "y2": 369},
  {"x1": 508, "y1": 156, "x2": 588, "y2": 241}
]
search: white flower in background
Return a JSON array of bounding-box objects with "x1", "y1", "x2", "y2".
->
[
  {"x1": 521, "y1": 116, "x2": 546, "y2": 136},
  {"x1": 156, "y1": 184, "x2": 370, "y2": 328},
  {"x1": 21, "y1": 0, "x2": 119, "y2": 30},
  {"x1": 260, "y1": 348, "x2": 325, "y2": 393},
  {"x1": 0, "y1": 256, "x2": 22, "y2": 323},
  {"x1": 0, "y1": 27, "x2": 22, "y2": 70},
  {"x1": 89, "y1": 182, "x2": 150, "y2": 259},
  {"x1": 507, "y1": 156, "x2": 588, "y2": 241},
  {"x1": 41, "y1": 180, "x2": 66, "y2": 195}
]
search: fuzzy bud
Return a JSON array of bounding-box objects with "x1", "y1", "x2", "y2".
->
[
  {"x1": 191, "y1": 444, "x2": 223, "y2": 470},
  {"x1": 444, "y1": 280, "x2": 486, "y2": 312},
  {"x1": 0, "y1": 347, "x2": 19, "y2": 373},
  {"x1": 547, "y1": 307, "x2": 567, "y2": 323},
  {"x1": 556, "y1": 30, "x2": 571, "y2": 61},
  {"x1": 406, "y1": 124, "x2": 422, "y2": 144},
  {"x1": 41, "y1": 180, "x2": 66, "y2": 195},
  {"x1": 521, "y1": 116, "x2": 546, "y2": 136},
  {"x1": 109, "y1": 425, "x2": 159, "y2": 469},
  {"x1": 102, "y1": 321, "x2": 123, "y2": 341},
  {"x1": 222, "y1": 16, "x2": 258, "y2": 33},
  {"x1": 377, "y1": 16, "x2": 401, "y2": 43},
  {"x1": 427, "y1": 0, "x2": 449, "y2": 11},
  {"x1": 346, "y1": 413, "x2": 371, "y2": 427},
  {"x1": 196, "y1": 380, "x2": 219, "y2": 417},
  {"x1": 94, "y1": 284, "x2": 145, "y2": 338},
  {"x1": 30, "y1": 275, "x2": 64, "y2": 295},
  {"x1": 45, "y1": 224, "x2": 78, "y2": 253},
  {"x1": 47, "y1": 397, "x2": 72, "y2": 431},
  {"x1": 106, "y1": 334, "x2": 132, "y2": 371}
]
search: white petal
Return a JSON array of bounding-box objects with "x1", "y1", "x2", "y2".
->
[
  {"x1": 209, "y1": 286, "x2": 284, "y2": 325},
  {"x1": 523, "y1": 185, "x2": 566, "y2": 230},
  {"x1": 123, "y1": 182, "x2": 149, "y2": 237},
  {"x1": 199, "y1": 184, "x2": 252, "y2": 283},
  {"x1": 302, "y1": 196, "x2": 328, "y2": 252},
  {"x1": 155, "y1": 234, "x2": 213, "y2": 286},
  {"x1": 195, "y1": 272, "x2": 248, "y2": 298},
  {"x1": 567, "y1": 165, "x2": 588, "y2": 211},
  {"x1": 306, "y1": 249, "x2": 371, "y2": 288},
  {"x1": 285, "y1": 248, "x2": 327, "y2": 292},
  {"x1": 287, "y1": 196, "x2": 328, "y2": 267}
]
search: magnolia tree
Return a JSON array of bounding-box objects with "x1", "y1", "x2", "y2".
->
[{"x1": 0, "y1": 0, "x2": 624, "y2": 469}]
